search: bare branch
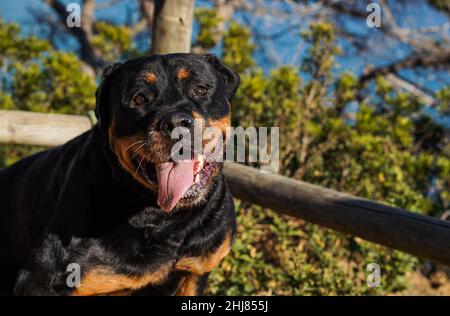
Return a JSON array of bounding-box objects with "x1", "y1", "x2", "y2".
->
[
  {"x1": 386, "y1": 74, "x2": 436, "y2": 106},
  {"x1": 81, "y1": 0, "x2": 95, "y2": 39},
  {"x1": 360, "y1": 52, "x2": 450, "y2": 85},
  {"x1": 140, "y1": 0, "x2": 154, "y2": 30},
  {"x1": 43, "y1": 0, "x2": 103, "y2": 73}
]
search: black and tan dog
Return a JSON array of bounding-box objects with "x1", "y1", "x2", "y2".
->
[{"x1": 0, "y1": 54, "x2": 239, "y2": 296}]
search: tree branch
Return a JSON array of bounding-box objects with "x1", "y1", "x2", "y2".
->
[
  {"x1": 386, "y1": 74, "x2": 436, "y2": 106},
  {"x1": 360, "y1": 52, "x2": 450, "y2": 85},
  {"x1": 44, "y1": 0, "x2": 102, "y2": 74},
  {"x1": 133, "y1": 0, "x2": 154, "y2": 35}
]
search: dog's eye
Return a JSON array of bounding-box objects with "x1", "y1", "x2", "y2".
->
[
  {"x1": 131, "y1": 93, "x2": 147, "y2": 107},
  {"x1": 193, "y1": 86, "x2": 208, "y2": 97}
]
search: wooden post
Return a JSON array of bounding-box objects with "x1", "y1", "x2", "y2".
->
[{"x1": 151, "y1": 0, "x2": 195, "y2": 54}]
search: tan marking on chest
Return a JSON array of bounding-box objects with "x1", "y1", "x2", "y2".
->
[
  {"x1": 72, "y1": 264, "x2": 172, "y2": 296},
  {"x1": 176, "y1": 275, "x2": 199, "y2": 296},
  {"x1": 175, "y1": 234, "x2": 232, "y2": 275}
]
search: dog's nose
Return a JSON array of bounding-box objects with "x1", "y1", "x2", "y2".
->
[{"x1": 160, "y1": 112, "x2": 194, "y2": 133}]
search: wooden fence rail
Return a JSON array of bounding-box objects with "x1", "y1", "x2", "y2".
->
[
  {"x1": 1, "y1": 109, "x2": 450, "y2": 266},
  {"x1": 0, "y1": 110, "x2": 92, "y2": 147}
]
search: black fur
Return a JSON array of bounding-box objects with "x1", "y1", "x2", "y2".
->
[{"x1": 0, "y1": 54, "x2": 239, "y2": 296}]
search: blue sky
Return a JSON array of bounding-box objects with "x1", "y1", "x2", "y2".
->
[
  {"x1": 0, "y1": 0, "x2": 41, "y2": 23},
  {"x1": 1, "y1": 0, "x2": 449, "y2": 92}
]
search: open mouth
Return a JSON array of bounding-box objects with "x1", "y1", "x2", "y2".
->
[{"x1": 132, "y1": 154, "x2": 215, "y2": 212}]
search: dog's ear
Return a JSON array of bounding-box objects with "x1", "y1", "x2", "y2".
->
[
  {"x1": 95, "y1": 62, "x2": 122, "y2": 134},
  {"x1": 204, "y1": 54, "x2": 240, "y2": 101}
]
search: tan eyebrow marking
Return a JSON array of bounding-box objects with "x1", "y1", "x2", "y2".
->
[
  {"x1": 145, "y1": 72, "x2": 157, "y2": 83},
  {"x1": 177, "y1": 67, "x2": 190, "y2": 80}
]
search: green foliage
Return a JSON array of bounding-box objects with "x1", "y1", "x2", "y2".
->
[
  {"x1": 0, "y1": 20, "x2": 49, "y2": 64},
  {"x1": 12, "y1": 51, "x2": 96, "y2": 113},
  {"x1": 209, "y1": 203, "x2": 417, "y2": 295},
  {"x1": 0, "y1": 19, "x2": 96, "y2": 166},
  {"x1": 207, "y1": 21, "x2": 449, "y2": 295},
  {"x1": 194, "y1": 8, "x2": 222, "y2": 49},
  {"x1": 194, "y1": 9, "x2": 256, "y2": 73},
  {"x1": 222, "y1": 22, "x2": 256, "y2": 73},
  {"x1": 92, "y1": 21, "x2": 140, "y2": 63},
  {"x1": 301, "y1": 23, "x2": 340, "y2": 80},
  {"x1": 435, "y1": 85, "x2": 450, "y2": 115},
  {"x1": 0, "y1": 19, "x2": 96, "y2": 113}
]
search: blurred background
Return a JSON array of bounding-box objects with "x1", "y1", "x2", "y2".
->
[{"x1": 0, "y1": 0, "x2": 449, "y2": 295}]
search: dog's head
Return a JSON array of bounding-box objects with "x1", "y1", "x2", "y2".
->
[{"x1": 95, "y1": 54, "x2": 240, "y2": 212}]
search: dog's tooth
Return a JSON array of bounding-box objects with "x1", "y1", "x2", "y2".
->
[
  {"x1": 194, "y1": 163, "x2": 200, "y2": 174},
  {"x1": 193, "y1": 154, "x2": 206, "y2": 175},
  {"x1": 199, "y1": 155, "x2": 205, "y2": 170}
]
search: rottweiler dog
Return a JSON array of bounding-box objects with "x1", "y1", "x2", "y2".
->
[{"x1": 0, "y1": 53, "x2": 239, "y2": 296}]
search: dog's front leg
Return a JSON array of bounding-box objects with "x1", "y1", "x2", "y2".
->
[{"x1": 14, "y1": 232, "x2": 178, "y2": 296}]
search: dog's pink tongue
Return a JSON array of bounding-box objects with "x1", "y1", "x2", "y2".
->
[{"x1": 155, "y1": 161, "x2": 195, "y2": 212}]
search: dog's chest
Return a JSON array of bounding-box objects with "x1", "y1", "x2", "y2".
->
[{"x1": 71, "y1": 213, "x2": 232, "y2": 296}]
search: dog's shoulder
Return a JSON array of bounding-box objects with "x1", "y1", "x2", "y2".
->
[
  {"x1": 1, "y1": 128, "x2": 95, "y2": 181},
  {"x1": 0, "y1": 128, "x2": 99, "y2": 253}
]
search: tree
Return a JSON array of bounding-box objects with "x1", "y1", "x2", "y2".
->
[{"x1": 151, "y1": 0, "x2": 195, "y2": 54}]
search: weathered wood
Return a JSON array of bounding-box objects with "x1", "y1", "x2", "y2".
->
[
  {"x1": 151, "y1": 0, "x2": 195, "y2": 55},
  {"x1": 0, "y1": 109, "x2": 449, "y2": 265},
  {"x1": 0, "y1": 110, "x2": 92, "y2": 147},
  {"x1": 224, "y1": 163, "x2": 450, "y2": 266}
]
